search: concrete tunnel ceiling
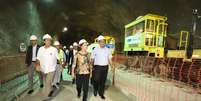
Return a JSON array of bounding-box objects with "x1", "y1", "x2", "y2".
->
[{"x1": 0, "y1": 0, "x2": 201, "y2": 55}]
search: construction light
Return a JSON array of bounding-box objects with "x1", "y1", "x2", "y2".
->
[{"x1": 62, "y1": 27, "x2": 68, "y2": 32}]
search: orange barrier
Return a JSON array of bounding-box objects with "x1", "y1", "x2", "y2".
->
[{"x1": 112, "y1": 54, "x2": 201, "y2": 101}]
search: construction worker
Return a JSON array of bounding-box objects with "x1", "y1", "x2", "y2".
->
[
  {"x1": 25, "y1": 35, "x2": 43, "y2": 94},
  {"x1": 53, "y1": 41, "x2": 66, "y2": 88},
  {"x1": 63, "y1": 46, "x2": 69, "y2": 67},
  {"x1": 91, "y1": 35, "x2": 113, "y2": 100},
  {"x1": 73, "y1": 42, "x2": 78, "y2": 54},
  {"x1": 63, "y1": 46, "x2": 69, "y2": 60},
  {"x1": 63, "y1": 46, "x2": 67, "y2": 50},
  {"x1": 68, "y1": 42, "x2": 78, "y2": 84},
  {"x1": 36, "y1": 34, "x2": 59, "y2": 99},
  {"x1": 72, "y1": 39, "x2": 92, "y2": 101},
  {"x1": 67, "y1": 45, "x2": 73, "y2": 74}
]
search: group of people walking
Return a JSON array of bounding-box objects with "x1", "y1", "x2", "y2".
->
[{"x1": 25, "y1": 34, "x2": 113, "y2": 101}]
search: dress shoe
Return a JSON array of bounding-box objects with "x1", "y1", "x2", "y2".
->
[
  {"x1": 48, "y1": 90, "x2": 54, "y2": 97},
  {"x1": 94, "y1": 91, "x2": 97, "y2": 96},
  {"x1": 27, "y1": 89, "x2": 34, "y2": 94},
  {"x1": 40, "y1": 84, "x2": 44, "y2": 88},
  {"x1": 100, "y1": 95, "x2": 105, "y2": 99}
]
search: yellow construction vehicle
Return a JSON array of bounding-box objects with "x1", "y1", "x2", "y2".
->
[
  {"x1": 167, "y1": 31, "x2": 201, "y2": 60},
  {"x1": 124, "y1": 14, "x2": 167, "y2": 58}
]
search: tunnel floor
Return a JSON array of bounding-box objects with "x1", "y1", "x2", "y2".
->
[{"x1": 18, "y1": 80, "x2": 134, "y2": 101}]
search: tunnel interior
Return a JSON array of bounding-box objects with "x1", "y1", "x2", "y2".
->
[
  {"x1": 0, "y1": 0, "x2": 201, "y2": 55},
  {"x1": 1, "y1": 0, "x2": 201, "y2": 101}
]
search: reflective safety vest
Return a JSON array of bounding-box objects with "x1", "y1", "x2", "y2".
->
[{"x1": 58, "y1": 49, "x2": 64, "y2": 64}]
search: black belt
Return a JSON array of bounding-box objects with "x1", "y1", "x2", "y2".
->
[
  {"x1": 32, "y1": 61, "x2": 36, "y2": 62},
  {"x1": 94, "y1": 65, "x2": 108, "y2": 67}
]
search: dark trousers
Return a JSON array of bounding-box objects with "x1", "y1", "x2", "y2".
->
[
  {"x1": 93, "y1": 65, "x2": 108, "y2": 96},
  {"x1": 76, "y1": 74, "x2": 90, "y2": 101},
  {"x1": 27, "y1": 62, "x2": 43, "y2": 90},
  {"x1": 68, "y1": 64, "x2": 72, "y2": 75}
]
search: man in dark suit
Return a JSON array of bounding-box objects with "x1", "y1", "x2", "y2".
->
[
  {"x1": 67, "y1": 45, "x2": 74, "y2": 75},
  {"x1": 25, "y1": 35, "x2": 43, "y2": 94}
]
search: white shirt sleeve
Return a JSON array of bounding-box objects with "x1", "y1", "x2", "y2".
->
[
  {"x1": 72, "y1": 54, "x2": 78, "y2": 69},
  {"x1": 91, "y1": 48, "x2": 96, "y2": 59},
  {"x1": 36, "y1": 47, "x2": 42, "y2": 61}
]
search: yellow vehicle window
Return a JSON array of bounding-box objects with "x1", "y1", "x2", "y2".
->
[
  {"x1": 125, "y1": 21, "x2": 145, "y2": 37},
  {"x1": 145, "y1": 33, "x2": 154, "y2": 46},
  {"x1": 146, "y1": 20, "x2": 154, "y2": 32},
  {"x1": 125, "y1": 27, "x2": 133, "y2": 37}
]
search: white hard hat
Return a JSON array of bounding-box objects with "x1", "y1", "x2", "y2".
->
[
  {"x1": 73, "y1": 42, "x2": 78, "y2": 46},
  {"x1": 97, "y1": 35, "x2": 105, "y2": 41},
  {"x1": 70, "y1": 45, "x2": 73, "y2": 48},
  {"x1": 30, "y1": 35, "x2": 37, "y2": 40},
  {"x1": 63, "y1": 46, "x2": 67, "y2": 49},
  {"x1": 43, "y1": 34, "x2": 52, "y2": 40},
  {"x1": 79, "y1": 39, "x2": 88, "y2": 45},
  {"x1": 53, "y1": 41, "x2": 60, "y2": 46}
]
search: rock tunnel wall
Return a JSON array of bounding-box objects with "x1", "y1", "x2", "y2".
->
[{"x1": 0, "y1": 0, "x2": 43, "y2": 56}]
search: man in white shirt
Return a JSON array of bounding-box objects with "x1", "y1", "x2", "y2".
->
[
  {"x1": 36, "y1": 34, "x2": 59, "y2": 99},
  {"x1": 91, "y1": 35, "x2": 113, "y2": 100}
]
